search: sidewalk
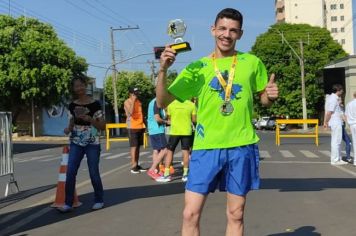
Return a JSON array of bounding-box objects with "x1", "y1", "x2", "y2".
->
[{"x1": 12, "y1": 135, "x2": 69, "y2": 142}]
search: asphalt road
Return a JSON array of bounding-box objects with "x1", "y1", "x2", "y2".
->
[{"x1": 0, "y1": 131, "x2": 355, "y2": 236}]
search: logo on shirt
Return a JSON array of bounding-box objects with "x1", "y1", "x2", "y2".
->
[
  {"x1": 196, "y1": 123, "x2": 204, "y2": 138},
  {"x1": 209, "y1": 70, "x2": 242, "y2": 100}
]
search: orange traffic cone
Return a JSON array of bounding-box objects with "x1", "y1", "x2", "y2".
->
[{"x1": 51, "y1": 146, "x2": 82, "y2": 208}]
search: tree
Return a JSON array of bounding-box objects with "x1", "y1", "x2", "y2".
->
[
  {"x1": 250, "y1": 23, "x2": 347, "y2": 118},
  {"x1": 104, "y1": 71, "x2": 155, "y2": 121},
  {"x1": 0, "y1": 15, "x2": 87, "y2": 123},
  {"x1": 104, "y1": 70, "x2": 178, "y2": 121}
]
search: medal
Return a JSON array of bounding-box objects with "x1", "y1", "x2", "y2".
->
[
  {"x1": 211, "y1": 52, "x2": 238, "y2": 116},
  {"x1": 220, "y1": 101, "x2": 234, "y2": 116}
]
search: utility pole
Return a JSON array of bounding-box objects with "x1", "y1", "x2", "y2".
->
[
  {"x1": 148, "y1": 60, "x2": 156, "y2": 84},
  {"x1": 300, "y1": 40, "x2": 307, "y2": 131},
  {"x1": 109, "y1": 26, "x2": 139, "y2": 132},
  {"x1": 276, "y1": 30, "x2": 308, "y2": 130}
]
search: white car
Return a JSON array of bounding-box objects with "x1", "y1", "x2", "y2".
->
[{"x1": 255, "y1": 116, "x2": 270, "y2": 130}]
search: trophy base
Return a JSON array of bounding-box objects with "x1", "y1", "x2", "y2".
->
[{"x1": 170, "y1": 42, "x2": 191, "y2": 54}]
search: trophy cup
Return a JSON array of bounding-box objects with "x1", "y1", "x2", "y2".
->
[
  {"x1": 167, "y1": 19, "x2": 191, "y2": 54},
  {"x1": 153, "y1": 19, "x2": 191, "y2": 59}
]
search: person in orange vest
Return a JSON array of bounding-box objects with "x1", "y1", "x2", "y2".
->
[{"x1": 124, "y1": 87, "x2": 147, "y2": 174}]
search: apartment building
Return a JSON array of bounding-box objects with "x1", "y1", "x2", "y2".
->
[{"x1": 275, "y1": 0, "x2": 354, "y2": 55}]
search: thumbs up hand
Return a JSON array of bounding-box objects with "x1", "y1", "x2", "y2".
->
[{"x1": 265, "y1": 73, "x2": 278, "y2": 102}]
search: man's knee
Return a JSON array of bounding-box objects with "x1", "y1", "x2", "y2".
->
[
  {"x1": 183, "y1": 206, "x2": 201, "y2": 223},
  {"x1": 226, "y1": 205, "x2": 244, "y2": 222}
]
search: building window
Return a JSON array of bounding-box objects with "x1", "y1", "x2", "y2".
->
[
  {"x1": 341, "y1": 39, "x2": 346, "y2": 44},
  {"x1": 340, "y1": 4, "x2": 344, "y2": 9},
  {"x1": 331, "y1": 16, "x2": 337, "y2": 21},
  {"x1": 340, "y1": 16, "x2": 344, "y2": 21},
  {"x1": 331, "y1": 28, "x2": 338, "y2": 33},
  {"x1": 295, "y1": 15, "x2": 298, "y2": 19},
  {"x1": 330, "y1": 4, "x2": 337, "y2": 10},
  {"x1": 341, "y1": 27, "x2": 345, "y2": 32},
  {"x1": 294, "y1": 3, "x2": 297, "y2": 7}
]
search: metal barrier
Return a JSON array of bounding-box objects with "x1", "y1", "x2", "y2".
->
[
  {"x1": 275, "y1": 119, "x2": 319, "y2": 146},
  {"x1": 106, "y1": 123, "x2": 148, "y2": 150},
  {"x1": 0, "y1": 112, "x2": 19, "y2": 196}
]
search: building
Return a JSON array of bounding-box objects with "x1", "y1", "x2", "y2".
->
[
  {"x1": 275, "y1": 0, "x2": 354, "y2": 55},
  {"x1": 323, "y1": 55, "x2": 356, "y2": 105}
]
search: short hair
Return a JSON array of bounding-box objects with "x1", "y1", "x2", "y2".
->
[
  {"x1": 331, "y1": 84, "x2": 343, "y2": 93},
  {"x1": 214, "y1": 8, "x2": 243, "y2": 27}
]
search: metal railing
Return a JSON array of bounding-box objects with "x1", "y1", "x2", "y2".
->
[
  {"x1": 106, "y1": 123, "x2": 148, "y2": 150},
  {"x1": 0, "y1": 112, "x2": 19, "y2": 196}
]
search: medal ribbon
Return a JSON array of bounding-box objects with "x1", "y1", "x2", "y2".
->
[{"x1": 211, "y1": 52, "x2": 237, "y2": 102}]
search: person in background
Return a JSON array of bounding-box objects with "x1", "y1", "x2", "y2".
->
[
  {"x1": 324, "y1": 84, "x2": 348, "y2": 165},
  {"x1": 146, "y1": 97, "x2": 168, "y2": 180},
  {"x1": 345, "y1": 91, "x2": 356, "y2": 166},
  {"x1": 124, "y1": 87, "x2": 147, "y2": 174},
  {"x1": 156, "y1": 99, "x2": 196, "y2": 183},
  {"x1": 339, "y1": 97, "x2": 352, "y2": 163},
  {"x1": 59, "y1": 75, "x2": 106, "y2": 213}
]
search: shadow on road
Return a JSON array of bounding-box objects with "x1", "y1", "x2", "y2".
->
[
  {"x1": 0, "y1": 182, "x2": 185, "y2": 235},
  {"x1": 13, "y1": 143, "x2": 64, "y2": 154},
  {"x1": 267, "y1": 226, "x2": 321, "y2": 235},
  {"x1": 0, "y1": 184, "x2": 56, "y2": 209},
  {"x1": 261, "y1": 178, "x2": 356, "y2": 192}
]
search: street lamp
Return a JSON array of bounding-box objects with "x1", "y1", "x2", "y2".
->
[{"x1": 272, "y1": 28, "x2": 308, "y2": 130}]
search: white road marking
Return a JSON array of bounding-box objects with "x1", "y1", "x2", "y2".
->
[
  {"x1": 15, "y1": 155, "x2": 54, "y2": 163},
  {"x1": 261, "y1": 160, "x2": 329, "y2": 164},
  {"x1": 318, "y1": 150, "x2": 330, "y2": 157},
  {"x1": 259, "y1": 150, "x2": 271, "y2": 158},
  {"x1": 279, "y1": 150, "x2": 295, "y2": 158},
  {"x1": 299, "y1": 150, "x2": 319, "y2": 158},
  {"x1": 105, "y1": 152, "x2": 129, "y2": 159}
]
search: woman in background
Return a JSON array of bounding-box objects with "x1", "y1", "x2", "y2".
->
[{"x1": 59, "y1": 75, "x2": 106, "y2": 213}]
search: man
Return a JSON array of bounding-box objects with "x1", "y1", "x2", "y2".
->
[
  {"x1": 124, "y1": 87, "x2": 146, "y2": 174},
  {"x1": 345, "y1": 91, "x2": 356, "y2": 166},
  {"x1": 156, "y1": 8, "x2": 278, "y2": 236},
  {"x1": 156, "y1": 99, "x2": 196, "y2": 183},
  {"x1": 146, "y1": 97, "x2": 168, "y2": 179},
  {"x1": 324, "y1": 84, "x2": 348, "y2": 165}
]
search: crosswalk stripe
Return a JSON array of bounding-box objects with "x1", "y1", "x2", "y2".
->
[
  {"x1": 40, "y1": 156, "x2": 61, "y2": 162},
  {"x1": 16, "y1": 154, "x2": 54, "y2": 163},
  {"x1": 41, "y1": 152, "x2": 113, "y2": 162},
  {"x1": 319, "y1": 150, "x2": 330, "y2": 157},
  {"x1": 300, "y1": 150, "x2": 319, "y2": 158},
  {"x1": 259, "y1": 150, "x2": 271, "y2": 158},
  {"x1": 279, "y1": 150, "x2": 295, "y2": 158},
  {"x1": 105, "y1": 152, "x2": 129, "y2": 159},
  {"x1": 100, "y1": 153, "x2": 112, "y2": 157}
]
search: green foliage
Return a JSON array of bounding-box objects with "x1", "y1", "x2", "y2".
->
[
  {"x1": 104, "y1": 71, "x2": 155, "y2": 119},
  {"x1": 0, "y1": 15, "x2": 87, "y2": 120},
  {"x1": 251, "y1": 23, "x2": 347, "y2": 118},
  {"x1": 104, "y1": 70, "x2": 179, "y2": 120}
]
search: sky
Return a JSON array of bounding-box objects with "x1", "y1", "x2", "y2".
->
[{"x1": 0, "y1": 0, "x2": 276, "y2": 88}]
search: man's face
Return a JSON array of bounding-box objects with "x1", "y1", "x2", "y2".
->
[
  {"x1": 211, "y1": 17, "x2": 243, "y2": 54},
  {"x1": 337, "y1": 89, "x2": 344, "y2": 97}
]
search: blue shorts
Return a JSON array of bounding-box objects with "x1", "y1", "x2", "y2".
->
[
  {"x1": 186, "y1": 144, "x2": 260, "y2": 196},
  {"x1": 149, "y1": 133, "x2": 167, "y2": 151}
]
